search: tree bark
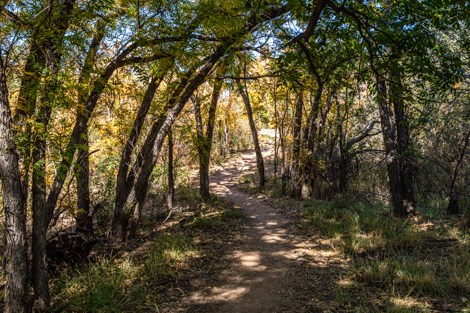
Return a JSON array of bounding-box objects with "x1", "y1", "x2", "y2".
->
[
  {"x1": 273, "y1": 89, "x2": 279, "y2": 179},
  {"x1": 0, "y1": 63, "x2": 28, "y2": 313},
  {"x1": 376, "y1": 74, "x2": 407, "y2": 217},
  {"x1": 336, "y1": 93, "x2": 348, "y2": 192},
  {"x1": 193, "y1": 95, "x2": 209, "y2": 200},
  {"x1": 167, "y1": 128, "x2": 175, "y2": 209},
  {"x1": 290, "y1": 89, "x2": 303, "y2": 198},
  {"x1": 75, "y1": 20, "x2": 106, "y2": 236},
  {"x1": 237, "y1": 80, "x2": 265, "y2": 188},
  {"x1": 112, "y1": 73, "x2": 165, "y2": 236},
  {"x1": 76, "y1": 134, "x2": 93, "y2": 235},
  {"x1": 194, "y1": 70, "x2": 225, "y2": 201},
  {"x1": 304, "y1": 85, "x2": 323, "y2": 196},
  {"x1": 447, "y1": 130, "x2": 470, "y2": 214},
  {"x1": 389, "y1": 69, "x2": 415, "y2": 212}
]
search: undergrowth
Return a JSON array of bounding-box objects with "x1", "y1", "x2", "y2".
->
[
  {"x1": 51, "y1": 233, "x2": 197, "y2": 312},
  {"x1": 51, "y1": 190, "x2": 245, "y2": 312},
  {"x1": 302, "y1": 198, "x2": 470, "y2": 311}
]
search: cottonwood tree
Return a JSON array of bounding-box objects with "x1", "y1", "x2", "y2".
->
[
  {"x1": 0, "y1": 43, "x2": 28, "y2": 313},
  {"x1": 193, "y1": 64, "x2": 226, "y2": 201}
]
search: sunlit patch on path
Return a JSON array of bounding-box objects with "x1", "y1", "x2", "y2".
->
[{"x1": 183, "y1": 148, "x2": 346, "y2": 313}]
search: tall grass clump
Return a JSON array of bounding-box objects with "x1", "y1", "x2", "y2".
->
[
  {"x1": 144, "y1": 234, "x2": 198, "y2": 282},
  {"x1": 51, "y1": 259, "x2": 142, "y2": 313}
]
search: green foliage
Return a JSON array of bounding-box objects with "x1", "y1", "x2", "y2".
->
[{"x1": 188, "y1": 204, "x2": 245, "y2": 231}]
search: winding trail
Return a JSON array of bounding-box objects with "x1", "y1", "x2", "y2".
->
[{"x1": 184, "y1": 141, "x2": 347, "y2": 312}]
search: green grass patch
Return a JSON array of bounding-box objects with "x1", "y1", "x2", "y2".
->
[
  {"x1": 222, "y1": 207, "x2": 245, "y2": 220},
  {"x1": 302, "y1": 198, "x2": 470, "y2": 307},
  {"x1": 51, "y1": 259, "x2": 143, "y2": 313},
  {"x1": 190, "y1": 215, "x2": 221, "y2": 229},
  {"x1": 144, "y1": 234, "x2": 198, "y2": 282},
  {"x1": 46, "y1": 189, "x2": 245, "y2": 312},
  {"x1": 51, "y1": 233, "x2": 200, "y2": 312},
  {"x1": 187, "y1": 202, "x2": 245, "y2": 230}
]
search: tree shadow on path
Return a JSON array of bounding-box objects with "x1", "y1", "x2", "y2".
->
[{"x1": 184, "y1": 151, "x2": 348, "y2": 313}]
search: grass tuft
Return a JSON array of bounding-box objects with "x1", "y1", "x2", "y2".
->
[
  {"x1": 302, "y1": 198, "x2": 470, "y2": 308},
  {"x1": 51, "y1": 259, "x2": 142, "y2": 313},
  {"x1": 144, "y1": 234, "x2": 198, "y2": 282}
]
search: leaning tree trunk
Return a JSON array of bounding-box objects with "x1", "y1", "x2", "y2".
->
[
  {"x1": 45, "y1": 38, "x2": 160, "y2": 235},
  {"x1": 112, "y1": 73, "x2": 165, "y2": 237},
  {"x1": 0, "y1": 65, "x2": 28, "y2": 313},
  {"x1": 167, "y1": 127, "x2": 175, "y2": 209},
  {"x1": 194, "y1": 70, "x2": 225, "y2": 202},
  {"x1": 122, "y1": 56, "x2": 223, "y2": 239},
  {"x1": 237, "y1": 80, "x2": 265, "y2": 188}
]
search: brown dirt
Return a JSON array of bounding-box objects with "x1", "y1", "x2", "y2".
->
[{"x1": 180, "y1": 148, "x2": 349, "y2": 312}]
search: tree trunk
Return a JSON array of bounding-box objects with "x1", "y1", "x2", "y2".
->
[
  {"x1": 290, "y1": 90, "x2": 303, "y2": 199},
  {"x1": 279, "y1": 99, "x2": 288, "y2": 195},
  {"x1": 76, "y1": 134, "x2": 93, "y2": 235},
  {"x1": 237, "y1": 80, "x2": 265, "y2": 188},
  {"x1": 0, "y1": 65, "x2": 28, "y2": 313},
  {"x1": 75, "y1": 21, "x2": 106, "y2": 236},
  {"x1": 112, "y1": 73, "x2": 165, "y2": 236},
  {"x1": 304, "y1": 85, "x2": 323, "y2": 196},
  {"x1": 194, "y1": 70, "x2": 225, "y2": 202},
  {"x1": 31, "y1": 127, "x2": 50, "y2": 310},
  {"x1": 30, "y1": 2, "x2": 77, "y2": 304},
  {"x1": 447, "y1": 130, "x2": 470, "y2": 214},
  {"x1": 13, "y1": 3, "x2": 77, "y2": 307},
  {"x1": 376, "y1": 74, "x2": 407, "y2": 217},
  {"x1": 336, "y1": 93, "x2": 348, "y2": 192},
  {"x1": 193, "y1": 95, "x2": 210, "y2": 201},
  {"x1": 167, "y1": 128, "x2": 175, "y2": 209},
  {"x1": 273, "y1": 97, "x2": 278, "y2": 179},
  {"x1": 389, "y1": 69, "x2": 415, "y2": 212}
]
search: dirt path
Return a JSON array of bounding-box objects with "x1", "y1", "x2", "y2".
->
[{"x1": 184, "y1": 146, "x2": 347, "y2": 312}]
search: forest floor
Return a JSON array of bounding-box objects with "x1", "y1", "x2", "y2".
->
[{"x1": 2, "y1": 131, "x2": 468, "y2": 312}]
